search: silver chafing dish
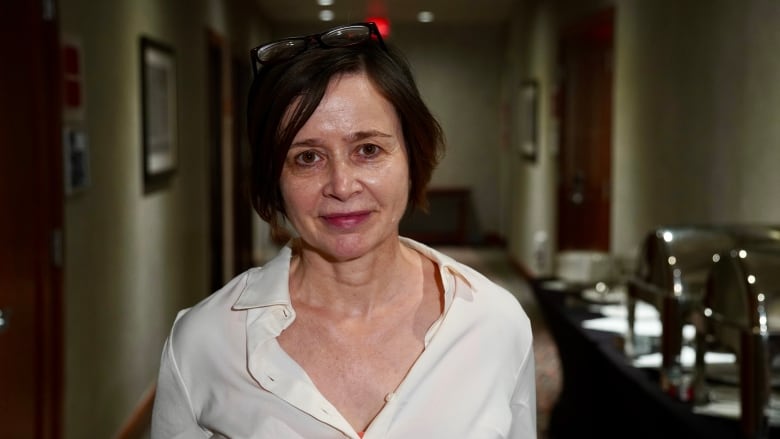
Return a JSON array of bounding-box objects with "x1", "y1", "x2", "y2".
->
[
  {"x1": 626, "y1": 225, "x2": 780, "y2": 396},
  {"x1": 693, "y1": 243, "x2": 780, "y2": 439}
]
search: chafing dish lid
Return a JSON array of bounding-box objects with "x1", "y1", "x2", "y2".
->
[{"x1": 704, "y1": 243, "x2": 780, "y2": 332}]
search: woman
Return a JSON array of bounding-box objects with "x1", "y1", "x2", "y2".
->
[{"x1": 152, "y1": 22, "x2": 536, "y2": 438}]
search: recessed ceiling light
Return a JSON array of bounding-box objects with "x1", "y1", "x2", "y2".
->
[
  {"x1": 417, "y1": 11, "x2": 434, "y2": 23},
  {"x1": 319, "y1": 9, "x2": 334, "y2": 21},
  {"x1": 317, "y1": 0, "x2": 334, "y2": 6}
]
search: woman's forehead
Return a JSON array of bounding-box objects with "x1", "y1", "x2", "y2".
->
[{"x1": 286, "y1": 72, "x2": 400, "y2": 139}]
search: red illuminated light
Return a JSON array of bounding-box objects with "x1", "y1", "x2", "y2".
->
[{"x1": 365, "y1": 16, "x2": 390, "y2": 38}]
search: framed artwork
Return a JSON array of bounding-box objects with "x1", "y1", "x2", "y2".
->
[
  {"x1": 519, "y1": 79, "x2": 539, "y2": 162},
  {"x1": 140, "y1": 36, "x2": 178, "y2": 185}
]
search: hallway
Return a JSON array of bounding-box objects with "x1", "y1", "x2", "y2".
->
[
  {"x1": 5, "y1": 0, "x2": 780, "y2": 436},
  {"x1": 436, "y1": 246, "x2": 561, "y2": 438}
]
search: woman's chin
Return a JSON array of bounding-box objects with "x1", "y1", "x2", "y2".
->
[{"x1": 303, "y1": 232, "x2": 397, "y2": 262}]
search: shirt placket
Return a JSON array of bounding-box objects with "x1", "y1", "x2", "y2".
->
[
  {"x1": 363, "y1": 267, "x2": 462, "y2": 438},
  {"x1": 245, "y1": 306, "x2": 357, "y2": 438}
]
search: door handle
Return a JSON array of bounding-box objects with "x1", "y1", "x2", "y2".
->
[
  {"x1": 0, "y1": 308, "x2": 9, "y2": 333},
  {"x1": 571, "y1": 171, "x2": 585, "y2": 205}
]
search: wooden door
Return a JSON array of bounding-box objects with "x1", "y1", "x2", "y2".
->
[
  {"x1": 232, "y1": 56, "x2": 254, "y2": 274},
  {"x1": 556, "y1": 9, "x2": 614, "y2": 251},
  {"x1": 0, "y1": 1, "x2": 64, "y2": 437},
  {"x1": 207, "y1": 31, "x2": 225, "y2": 292}
]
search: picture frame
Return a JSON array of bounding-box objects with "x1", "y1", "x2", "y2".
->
[
  {"x1": 519, "y1": 79, "x2": 539, "y2": 162},
  {"x1": 140, "y1": 36, "x2": 178, "y2": 186}
]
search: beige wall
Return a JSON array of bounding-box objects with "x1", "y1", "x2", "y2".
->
[
  {"x1": 392, "y1": 23, "x2": 506, "y2": 241},
  {"x1": 59, "y1": 0, "x2": 269, "y2": 437},
  {"x1": 503, "y1": 0, "x2": 780, "y2": 273},
  {"x1": 502, "y1": 0, "x2": 559, "y2": 274},
  {"x1": 613, "y1": 0, "x2": 780, "y2": 256}
]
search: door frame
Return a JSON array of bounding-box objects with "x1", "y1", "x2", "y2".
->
[{"x1": 0, "y1": 0, "x2": 64, "y2": 437}]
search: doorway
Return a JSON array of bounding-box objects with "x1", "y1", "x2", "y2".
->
[
  {"x1": 207, "y1": 30, "x2": 226, "y2": 293},
  {"x1": 207, "y1": 30, "x2": 255, "y2": 291},
  {"x1": 556, "y1": 8, "x2": 614, "y2": 252},
  {"x1": 232, "y1": 56, "x2": 254, "y2": 274}
]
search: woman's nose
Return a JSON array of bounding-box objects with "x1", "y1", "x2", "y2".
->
[{"x1": 324, "y1": 158, "x2": 362, "y2": 200}]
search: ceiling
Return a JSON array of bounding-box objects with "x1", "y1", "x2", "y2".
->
[{"x1": 254, "y1": 0, "x2": 518, "y2": 25}]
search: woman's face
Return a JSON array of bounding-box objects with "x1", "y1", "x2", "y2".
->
[{"x1": 279, "y1": 72, "x2": 410, "y2": 261}]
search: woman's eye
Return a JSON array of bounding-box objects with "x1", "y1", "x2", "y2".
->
[
  {"x1": 295, "y1": 150, "x2": 320, "y2": 165},
  {"x1": 358, "y1": 144, "x2": 380, "y2": 157}
]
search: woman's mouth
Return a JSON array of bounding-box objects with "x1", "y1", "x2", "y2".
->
[{"x1": 321, "y1": 211, "x2": 371, "y2": 229}]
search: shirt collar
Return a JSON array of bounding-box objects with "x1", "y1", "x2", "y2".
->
[
  {"x1": 232, "y1": 244, "x2": 294, "y2": 310},
  {"x1": 231, "y1": 237, "x2": 474, "y2": 310},
  {"x1": 398, "y1": 237, "x2": 474, "y2": 290}
]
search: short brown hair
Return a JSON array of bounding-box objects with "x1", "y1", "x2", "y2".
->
[{"x1": 247, "y1": 42, "x2": 444, "y2": 241}]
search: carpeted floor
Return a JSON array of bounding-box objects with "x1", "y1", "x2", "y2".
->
[{"x1": 437, "y1": 246, "x2": 562, "y2": 438}]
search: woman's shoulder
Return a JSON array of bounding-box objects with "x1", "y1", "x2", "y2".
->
[
  {"x1": 401, "y1": 238, "x2": 526, "y2": 311},
  {"x1": 171, "y1": 246, "x2": 293, "y2": 339},
  {"x1": 166, "y1": 268, "x2": 258, "y2": 351},
  {"x1": 453, "y1": 261, "x2": 528, "y2": 317},
  {"x1": 432, "y1": 256, "x2": 531, "y2": 337},
  {"x1": 440, "y1": 258, "x2": 534, "y2": 366}
]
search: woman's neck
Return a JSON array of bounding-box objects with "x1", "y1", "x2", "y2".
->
[{"x1": 288, "y1": 237, "x2": 423, "y2": 316}]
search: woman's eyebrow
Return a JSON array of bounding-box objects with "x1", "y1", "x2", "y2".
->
[
  {"x1": 345, "y1": 130, "x2": 392, "y2": 142},
  {"x1": 290, "y1": 130, "x2": 392, "y2": 148},
  {"x1": 289, "y1": 138, "x2": 325, "y2": 149}
]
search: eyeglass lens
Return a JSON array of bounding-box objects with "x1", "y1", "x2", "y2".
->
[
  {"x1": 255, "y1": 24, "x2": 376, "y2": 66},
  {"x1": 256, "y1": 39, "x2": 307, "y2": 64},
  {"x1": 320, "y1": 25, "x2": 371, "y2": 46}
]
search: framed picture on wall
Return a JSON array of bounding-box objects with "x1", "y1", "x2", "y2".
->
[
  {"x1": 140, "y1": 36, "x2": 178, "y2": 186},
  {"x1": 519, "y1": 79, "x2": 539, "y2": 162}
]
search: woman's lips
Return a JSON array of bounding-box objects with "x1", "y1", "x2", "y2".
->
[{"x1": 321, "y1": 211, "x2": 371, "y2": 229}]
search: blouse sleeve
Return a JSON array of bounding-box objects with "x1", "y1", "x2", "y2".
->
[
  {"x1": 508, "y1": 337, "x2": 537, "y2": 438},
  {"x1": 151, "y1": 328, "x2": 209, "y2": 438}
]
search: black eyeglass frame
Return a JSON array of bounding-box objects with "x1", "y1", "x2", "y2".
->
[{"x1": 249, "y1": 22, "x2": 387, "y2": 76}]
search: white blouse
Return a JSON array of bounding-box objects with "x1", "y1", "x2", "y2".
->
[{"x1": 151, "y1": 238, "x2": 536, "y2": 438}]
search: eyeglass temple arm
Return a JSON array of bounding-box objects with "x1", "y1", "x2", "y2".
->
[
  {"x1": 367, "y1": 22, "x2": 388, "y2": 51},
  {"x1": 250, "y1": 50, "x2": 259, "y2": 77}
]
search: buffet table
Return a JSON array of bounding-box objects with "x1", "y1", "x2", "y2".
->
[{"x1": 532, "y1": 279, "x2": 779, "y2": 439}]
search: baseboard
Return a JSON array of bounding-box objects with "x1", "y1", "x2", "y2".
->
[
  {"x1": 113, "y1": 383, "x2": 156, "y2": 439},
  {"x1": 509, "y1": 255, "x2": 536, "y2": 282}
]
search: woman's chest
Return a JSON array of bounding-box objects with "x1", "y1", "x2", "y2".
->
[{"x1": 277, "y1": 316, "x2": 426, "y2": 429}]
